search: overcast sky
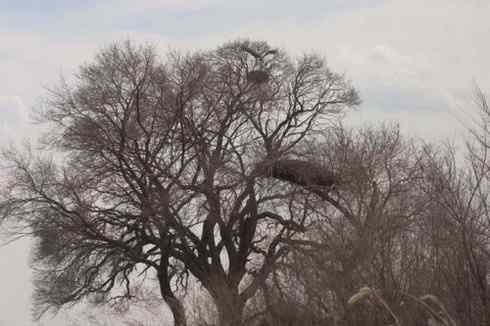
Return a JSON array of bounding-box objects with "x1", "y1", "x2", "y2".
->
[{"x1": 0, "y1": 0, "x2": 489, "y2": 325}]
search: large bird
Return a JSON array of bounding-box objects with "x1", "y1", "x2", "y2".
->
[{"x1": 240, "y1": 45, "x2": 278, "y2": 62}]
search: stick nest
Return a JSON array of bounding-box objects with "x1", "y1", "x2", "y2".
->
[{"x1": 259, "y1": 159, "x2": 336, "y2": 188}]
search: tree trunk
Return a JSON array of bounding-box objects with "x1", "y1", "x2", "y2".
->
[
  {"x1": 158, "y1": 272, "x2": 187, "y2": 326},
  {"x1": 163, "y1": 295, "x2": 186, "y2": 326},
  {"x1": 208, "y1": 282, "x2": 245, "y2": 326},
  {"x1": 215, "y1": 295, "x2": 245, "y2": 326}
]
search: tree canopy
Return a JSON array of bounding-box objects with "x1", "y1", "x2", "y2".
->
[{"x1": 0, "y1": 39, "x2": 359, "y2": 326}]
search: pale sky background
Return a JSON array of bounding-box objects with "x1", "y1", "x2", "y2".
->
[{"x1": 0, "y1": 0, "x2": 489, "y2": 325}]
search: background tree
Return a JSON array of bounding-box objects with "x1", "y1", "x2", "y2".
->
[
  {"x1": 0, "y1": 39, "x2": 359, "y2": 326},
  {"x1": 420, "y1": 87, "x2": 490, "y2": 326},
  {"x1": 232, "y1": 92, "x2": 490, "y2": 326},
  {"x1": 240, "y1": 124, "x2": 432, "y2": 326}
]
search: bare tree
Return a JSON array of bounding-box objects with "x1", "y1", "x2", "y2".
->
[
  {"x1": 253, "y1": 90, "x2": 490, "y2": 326},
  {"x1": 187, "y1": 124, "x2": 430, "y2": 326},
  {"x1": 417, "y1": 86, "x2": 490, "y2": 326},
  {"x1": 0, "y1": 39, "x2": 359, "y2": 326},
  {"x1": 269, "y1": 125, "x2": 430, "y2": 326}
]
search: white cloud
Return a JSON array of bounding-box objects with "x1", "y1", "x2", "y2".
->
[
  {"x1": 182, "y1": 0, "x2": 489, "y2": 141},
  {"x1": 134, "y1": 0, "x2": 218, "y2": 10},
  {"x1": 0, "y1": 238, "x2": 33, "y2": 326},
  {"x1": 0, "y1": 96, "x2": 31, "y2": 143},
  {"x1": 0, "y1": 96, "x2": 27, "y2": 122}
]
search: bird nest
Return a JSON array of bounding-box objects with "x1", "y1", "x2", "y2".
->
[
  {"x1": 247, "y1": 70, "x2": 270, "y2": 84},
  {"x1": 258, "y1": 159, "x2": 336, "y2": 188}
]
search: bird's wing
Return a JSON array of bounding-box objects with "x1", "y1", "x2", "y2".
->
[
  {"x1": 240, "y1": 45, "x2": 261, "y2": 59},
  {"x1": 263, "y1": 50, "x2": 278, "y2": 58}
]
